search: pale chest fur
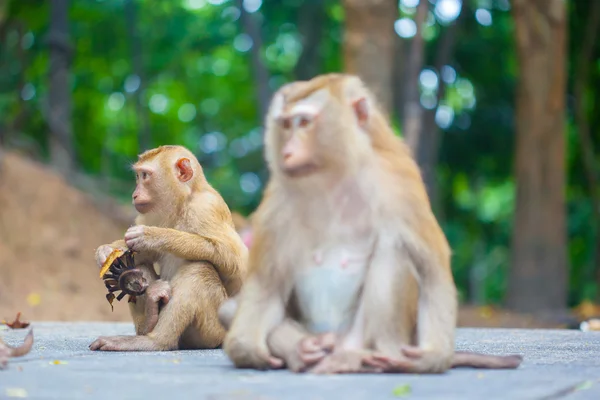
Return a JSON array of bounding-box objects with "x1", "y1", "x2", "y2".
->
[
  {"x1": 285, "y1": 177, "x2": 380, "y2": 335},
  {"x1": 293, "y1": 231, "x2": 376, "y2": 335}
]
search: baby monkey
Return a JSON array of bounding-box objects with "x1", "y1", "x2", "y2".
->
[
  {"x1": 0, "y1": 330, "x2": 34, "y2": 369},
  {"x1": 220, "y1": 74, "x2": 523, "y2": 374},
  {"x1": 91, "y1": 145, "x2": 247, "y2": 351}
]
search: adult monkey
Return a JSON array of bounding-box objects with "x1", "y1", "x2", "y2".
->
[
  {"x1": 220, "y1": 74, "x2": 523, "y2": 374},
  {"x1": 91, "y1": 145, "x2": 247, "y2": 351}
]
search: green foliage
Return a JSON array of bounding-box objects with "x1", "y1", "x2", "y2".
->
[{"x1": 0, "y1": 0, "x2": 597, "y2": 308}]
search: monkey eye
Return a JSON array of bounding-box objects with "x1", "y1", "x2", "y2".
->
[
  {"x1": 281, "y1": 118, "x2": 292, "y2": 130},
  {"x1": 137, "y1": 171, "x2": 151, "y2": 181},
  {"x1": 293, "y1": 114, "x2": 312, "y2": 128},
  {"x1": 298, "y1": 115, "x2": 311, "y2": 127}
]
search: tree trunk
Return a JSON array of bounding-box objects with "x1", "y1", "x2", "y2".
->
[
  {"x1": 47, "y1": 0, "x2": 74, "y2": 175},
  {"x1": 342, "y1": 0, "x2": 397, "y2": 116},
  {"x1": 124, "y1": 0, "x2": 151, "y2": 153},
  {"x1": 294, "y1": 0, "x2": 325, "y2": 81},
  {"x1": 392, "y1": 35, "x2": 406, "y2": 123},
  {"x1": 402, "y1": 0, "x2": 428, "y2": 146},
  {"x1": 237, "y1": 0, "x2": 271, "y2": 121},
  {"x1": 419, "y1": 7, "x2": 463, "y2": 208},
  {"x1": 507, "y1": 0, "x2": 568, "y2": 314}
]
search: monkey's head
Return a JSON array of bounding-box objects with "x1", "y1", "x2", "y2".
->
[
  {"x1": 264, "y1": 74, "x2": 377, "y2": 181},
  {"x1": 131, "y1": 145, "x2": 204, "y2": 214}
]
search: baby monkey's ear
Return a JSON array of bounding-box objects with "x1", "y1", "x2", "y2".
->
[{"x1": 176, "y1": 158, "x2": 193, "y2": 182}]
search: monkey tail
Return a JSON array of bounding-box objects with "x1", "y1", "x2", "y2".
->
[
  {"x1": 9, "y1": 329, "x2": 34, "y2": 358},
  {"x1": 451, "y1": 351, "x2": 523, "y2": 369}
]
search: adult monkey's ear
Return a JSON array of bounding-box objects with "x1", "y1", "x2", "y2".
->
[
  {"x1": 352, "y1": 97, "x2": 369, "y2": 127},
  {"x1": 176, "y1": 158, "x2": 193, "y2": 182},
  {"x1": 343, "y1": 75, "x2": 370, "y2": 128}
]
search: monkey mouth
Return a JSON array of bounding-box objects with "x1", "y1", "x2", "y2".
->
[
  {"x1": 133, "y1": 202, "x2": 153, "y2": 213},
  {"x1": 282, "y1": 163, "x2": 319, "y2": 178}
]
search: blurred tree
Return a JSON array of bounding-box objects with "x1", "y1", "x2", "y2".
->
[
  {"x1": 507, "y1": 0, "x2": 568, "y2": 314},
  {"x1": 47, "y1": 0, "x2": 74, "y2": 174},
  {"x1": 342, "y1": 0, "x2": 396, "y2": 115},
  {"x1": 413, "y1": 1, "x2": 465, "y2": 207},
  {"x1": 402, "y1": 0, "x2": 427, "y2": 145},
  {"x1": 238, "y1": 0, "x2": 271, "y2": 120},
  {"x1": 294, "y1": 0, "x2": 326, "y2": 80},
  {"x1": 3, "y1": 0, "x2": 600, "y2": 312},
  {"x1": 124, "y1": 0, "x2": 151, "y2": 153}
]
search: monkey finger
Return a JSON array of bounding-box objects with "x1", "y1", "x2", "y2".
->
[
  {"x1": 316, "y1": 332, "x2": 337, "y2": 352},
  {"x1": 125, "y1": 225, "x2": 145, "y2": 239},
  {"x1": 362, "y1": 354, "x2": 395, "y2": 370},
  {"x1": 299, "y1": 337, "x2": 322, "y2": 353},
  {"x1": 89, "y1": 338, "x2": 106, "y2": 351},
  {"x1": 299, "y1": 349, "x2": 327, "y2": 364},
  {"x1": 369, "y1": 354, "x2": 415, "y2": 372},
  {"x1": 268, "y1": 356, "x2": 284, "y2": 369},
  {"x1": 125, "y1": 238, "x2": 141, "y2": 250},
  {"x1": 401, "y1": 346, "x2": 425, "y2": 360}
]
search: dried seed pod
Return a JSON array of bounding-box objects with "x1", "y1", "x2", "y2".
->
[{"x1": 100, "y1": 249, "x2": 148, "y2": 311}]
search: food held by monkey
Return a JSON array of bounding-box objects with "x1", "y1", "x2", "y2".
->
[
  {"x1": 90, "y1": 145, "x2": 247, "y2": 352},
  {"x1": 220, "y1": 73, "x2": 523, "y2": 374},
  {"x1": 99, "y1": 249, "x2": 148, "y2": 311}
]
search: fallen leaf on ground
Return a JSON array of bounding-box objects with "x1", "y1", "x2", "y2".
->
[
  {"x1": 5, "y1": 388, "x2": 28, "y2": 398},
  {"x1": 50, "y1": 360, "x2": 68, "y2": 365},
  {"x1": 576, "y1": 380, "x2": 595, "y2": 391},
  {"x1": 478, "y1": 306, "x2": 495, "y2": 319},
  {"x1": 2, "y1": 312, "x2": 30, "y2": 329},
  {"x1": 573, "y1": 300, "x2": 600, "y2": 319},
  {"x1": 26, "y1": 293, "x2": 41, "y2": 307},
  {"x1": 392, "y1": 384, "x2": 411, "y2": 397}
]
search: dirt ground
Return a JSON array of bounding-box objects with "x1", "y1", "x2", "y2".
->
[
  {"x1": 0, "y1": 152, "x2": 576, "y2": 328},
  {"x1": 0, "y1": 152, "x2": 131, "y2": 322}
]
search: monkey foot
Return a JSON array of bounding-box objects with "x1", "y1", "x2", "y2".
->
[
  {"x1": 89, "y1": 336, "x2": 156, "y2": 351},
  {"x1": 452, "y1": 351, "x2": 524, "y2": 369},
  {"x1": 283, "y1": 332, "x2": 337, "y2": 372},
  {"x1": 307, "y1": 349, "x2": 401, "y2": 374}
]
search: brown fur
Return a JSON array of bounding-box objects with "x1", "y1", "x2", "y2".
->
[
  {"x1": 220, "y1": 74, "x2": 522, "y2": 374},
  {"x1": 90, "y1": 145, "x2": 247, "y2": 351}
]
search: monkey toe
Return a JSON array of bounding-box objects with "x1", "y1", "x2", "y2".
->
[
  {"x1": 89, "y1": 336, "x2": 123, "y2": 351},
  {"x1": 369, "y1": 353, "x2": 416, "y2": 372},
  {"x1": 308, "y1": 350, "x2": 384, "y2": 375},
  {"x1": 400, "y1": 345, "x2": 425, "y2": 359},
  {"x1": 89, "y1": 338, "x2": 104, "y2": 351},
  {"x1": 499, "y1": 354, "x2": 524, "y2": 369},
  {"x1": 297, "y1": 334, "x2": 336, "y2": 367}
]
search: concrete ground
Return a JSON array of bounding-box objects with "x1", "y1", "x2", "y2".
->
[{"x1": 0, "y1": 323, "x2": 599, "y2": 400}]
